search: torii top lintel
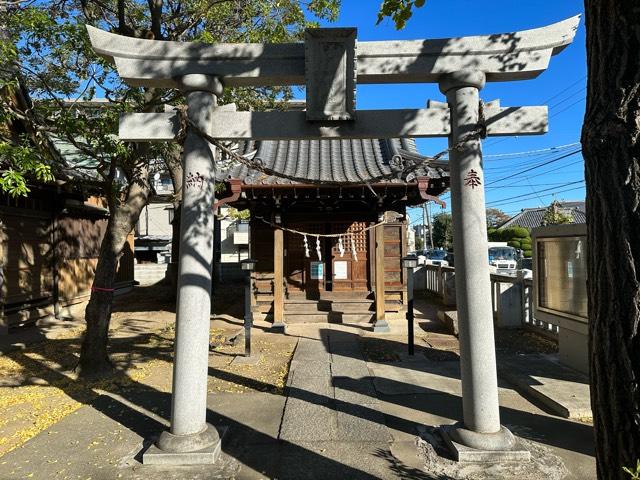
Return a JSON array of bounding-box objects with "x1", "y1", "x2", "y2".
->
[{"x1": 87, "y1": 15, "x2": 579, "y2": 90}]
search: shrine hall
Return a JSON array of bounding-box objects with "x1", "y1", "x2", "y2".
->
[{"x1": 214, "y1": 137, "x2": 449, "y2": 331}]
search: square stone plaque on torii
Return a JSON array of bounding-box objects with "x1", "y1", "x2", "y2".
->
[{"x1": 87, "y1": 15, "x2": 579, "y2": 465}]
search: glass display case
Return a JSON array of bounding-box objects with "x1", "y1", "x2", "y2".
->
[
  {"x1": 537, "y1": 235, "x2": 587, "y2": 321},
  {"x1": 532, "y1": 224, "x2": 588, "y2": 374}
]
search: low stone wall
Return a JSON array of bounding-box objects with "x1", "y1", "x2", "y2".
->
[{"x1": 419, "y1": 264, "x2": 558, "y2": 336}]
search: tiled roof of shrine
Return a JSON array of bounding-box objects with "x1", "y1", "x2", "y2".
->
[{"x1": 216, "y1": 138, "x2": 449, "y2": 186}]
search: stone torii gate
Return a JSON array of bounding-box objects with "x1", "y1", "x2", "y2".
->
[{"x1": 87, "y1": 15, "x2": 578, "y2": 464}]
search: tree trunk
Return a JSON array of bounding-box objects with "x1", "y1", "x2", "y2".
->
[
  {"x1": 166, "y1": 147, "x2": 183, "y2": 294},
  {"x1": 78, "y1": 212, "x2": 129, "y2": 375},
  {"x1": 582, "y1": 1, "x2": 640, "y2": 477},
  {"x1": 78, "y1": 165, "x2": 150, "y2": 376}
]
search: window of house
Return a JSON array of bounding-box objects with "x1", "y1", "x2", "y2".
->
[{"x1": 537, "y1": 236, "x2": 588, "y2": 320}]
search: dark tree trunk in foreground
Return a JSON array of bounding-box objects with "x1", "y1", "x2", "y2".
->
[{"x1": 582, "y1": 1, "x2": 640, "y2": 477}]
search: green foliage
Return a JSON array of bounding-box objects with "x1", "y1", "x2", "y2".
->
[
  {"x1": 2, "y1": 0, "x2": 341, "y2": 199},
  {"x1": 511, "y1": 227, "x2": 530, "y2": 239},
  {"x1": 377, "y1": 0, "x2": 426, "y2": 29},
  {"x1": 486, "y1": 208, "x2": 510, "y2": 228},
  {"x1": 0, "y1": 142, "x2": 54, "y2": 196},
  {"x1": 490, "y1": 227, "x2": 533, "y2": 258},
  {"x1": 623, "y1": 459, "x2": 640, "y2": 480},
  {"x1": 487, "y1": 229, "x2": 501, "y2": 242},
  {"x1": 432, "y1": 212, "x2": 453, "y2": 249},
  {"x1": 541, "y1": 200, "x2": 574, "y2": 226},
  {"x1": 227, "y1": 207, "x2": 250, "y2": 220}
]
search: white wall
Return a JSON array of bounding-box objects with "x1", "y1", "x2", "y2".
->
[
  {"x1": 219, "y1": 207, "x2": 249, "y2": 263},
  {"x1": 137, "y1": 202, "x2": 173, "y2": 237}
]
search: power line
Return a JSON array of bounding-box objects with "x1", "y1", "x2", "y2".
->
[
  {"x1": 486, "y1": 149, "x2": 582, "y2": 186},
  {"x1": 483, "y1": 75, "x2": 586, "y2": 149},
  {"x1": 488, "y1": 186, "x2": 585, "y2": 208},
  {"x1": 484, "y1": 149, "x2": 579, "y2": 172},
  {"x1": 487, "y1": 180, "x2": 584, "y2": 205},
  {"x1": 540, "y1": 75, "x2": 586, "y2": 104},
  {"x1": 485, "y1": 180, "x2": 583, "y2": 189},
  {"x1": 483, "y1": 142, "x2": 580, "y2": 159},
  {"x1": 518, "y1": 159, "x2": 584, "y2": 180},
  {"x1": 438, "y1": 155, "x2": 584, "y2": 202},
  {"x1": 550, "y1": 97, "x2": 586, "y2": 118},
  {"x1": 526, "y1": 177, "x2": 547, "y2": 205},
  {"x1": 487, "y1": 184, "x2": 585, "y2": 208},
  {"x1": 548, "y1": 87, "x2": 586, "y2": 110}
]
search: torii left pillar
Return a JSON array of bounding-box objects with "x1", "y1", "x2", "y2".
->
[{"x1": 143, "y1": 74, "x2": 223, "y2": 465}]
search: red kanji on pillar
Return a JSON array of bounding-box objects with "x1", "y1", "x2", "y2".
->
[{"x1": 464, "y1": 169, "x2": 482, "y2": 189}]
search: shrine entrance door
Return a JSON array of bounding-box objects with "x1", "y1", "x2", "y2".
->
[
  {"x1": 284, "y1": 220, "x2": 371, "y2": 297},
  {"x1": 330, "y1": 221, "x2": 370, "y2": 292},
  {"x1": 284, "y1": 222, "x2": 326, "y2": 299}
]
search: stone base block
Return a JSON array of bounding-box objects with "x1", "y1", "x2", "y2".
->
[
  {"x1": 372, "y1": 320, "x2": 390, "y2": 333},
  {"x1": 142, "y1": 425, "x2": 226, "y2": 466},
  {"x1": 271, "y1": 322, "x2": 286, "y2": 333},
  {"x1": 231, "y1": 354, "x2": 261, "y2": 365},
  {"x1": 142, "y1": 441, "x2": 221, "y2": 465},
  {"x1": 440, "y1": 426, "x2": 530, "y2": 463}
]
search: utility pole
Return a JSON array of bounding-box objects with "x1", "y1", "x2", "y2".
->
[
  {"x1": 422, "y1": 203, "x2": 428, "y2": 251},
  {"x1": 427, "y1": 202, "x2": 434, "y2": 250}
]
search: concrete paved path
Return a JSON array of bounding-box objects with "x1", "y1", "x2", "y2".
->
[
  {"x1": 0, "y1": 323, "x2": 597, "y2": 479},
  {"x1": 280, "y1": 333, "x2": 390, "y2": 445}
]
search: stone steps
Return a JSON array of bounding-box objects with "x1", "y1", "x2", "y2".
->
[
  {"x1": 284, "y1": 300, "x2": 375, "y2": 313},
  {"x1": 285, "y1": 312, "x2": 376, "y2": 324},
  {"x1": 253, "y1": 295, "x2": 402, "y2": 323},
  {"x1": 252, "y1": 289, "x2": 403, "y2": 324}
]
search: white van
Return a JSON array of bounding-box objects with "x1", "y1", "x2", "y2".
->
[{"x1": 487, "y1": 242, "x2": 519, "y2": 275}]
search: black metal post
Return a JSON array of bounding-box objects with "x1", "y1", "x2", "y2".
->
[
  {"x1": 244, "y1": 269, "x2": 252, "y2": 357},
  {"x1": 406, "y1": 266, "x2": 415, "y2": 355}
]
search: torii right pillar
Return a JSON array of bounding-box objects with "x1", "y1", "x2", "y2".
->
[{"x1": 439, "y1": 70, "x2": 530, "y2": 462}]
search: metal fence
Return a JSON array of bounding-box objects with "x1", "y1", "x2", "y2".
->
[{"x1": 420, "y1": 264, "x2": 559, "y2": 338}]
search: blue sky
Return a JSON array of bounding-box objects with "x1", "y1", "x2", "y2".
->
[{"x1": 314, "y1": 0, "x2": 587, "y2": 223}]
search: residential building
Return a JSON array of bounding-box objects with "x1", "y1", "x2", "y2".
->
[{"x1": 499, "y1": 201, "x2": 586, "y2": 230}]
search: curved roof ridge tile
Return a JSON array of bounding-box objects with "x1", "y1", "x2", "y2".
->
[
  {"x1": 294, "y1": 140, "x2": 309, "y2": 179},
  {"x1": 327, "y1": 139, "x2": 344, "y2": 181},
  {"x1": 272, "y1": 140, "x2": 288, "y2": 184},
  {"x1": 340, "y1": 139, "x2": 357, "y2": 183},
  {"x1": 350, "y1": 139, "x2": 366, "y2": 182},
  {"x1": 361, "y1": 139, "x2": 382, "y2": 179},
  {"x1": 284, "y1": 140, "x2": 299, "y2": 179},
  {"x1": 318, "y1": 140, "x2": 327, "y2": 182},
  {"x1": 308, "y1": 140, "x2": 320, "y2": 181}
]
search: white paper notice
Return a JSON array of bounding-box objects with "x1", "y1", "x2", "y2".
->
[{"x1": 334, "y1": 261, "x2": 348, "y2": 280}]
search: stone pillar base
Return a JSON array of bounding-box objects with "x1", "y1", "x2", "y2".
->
[
  {"x1": 440, "y1": 423, "x2": 530, "y2": 463},
  {"x1": 143, "y1": 424, "x2": 223, "y2": 465},
  {"x1": 373, "y1": 319, "x2": 390, "y2": 333},
  {"x1": 271, "y1": 321, "x2": 286, "y2": 332},
  {"x1": 231, "y1": 354, "x2": 261, "y2": 365}
]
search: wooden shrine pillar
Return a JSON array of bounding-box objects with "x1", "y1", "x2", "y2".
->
[
  {"x1": 273, "y1": 227, "x2": 285, "y2": 331},
  {"x1": 373, "y1": 223, "x2": 390, "y2": 332}
]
